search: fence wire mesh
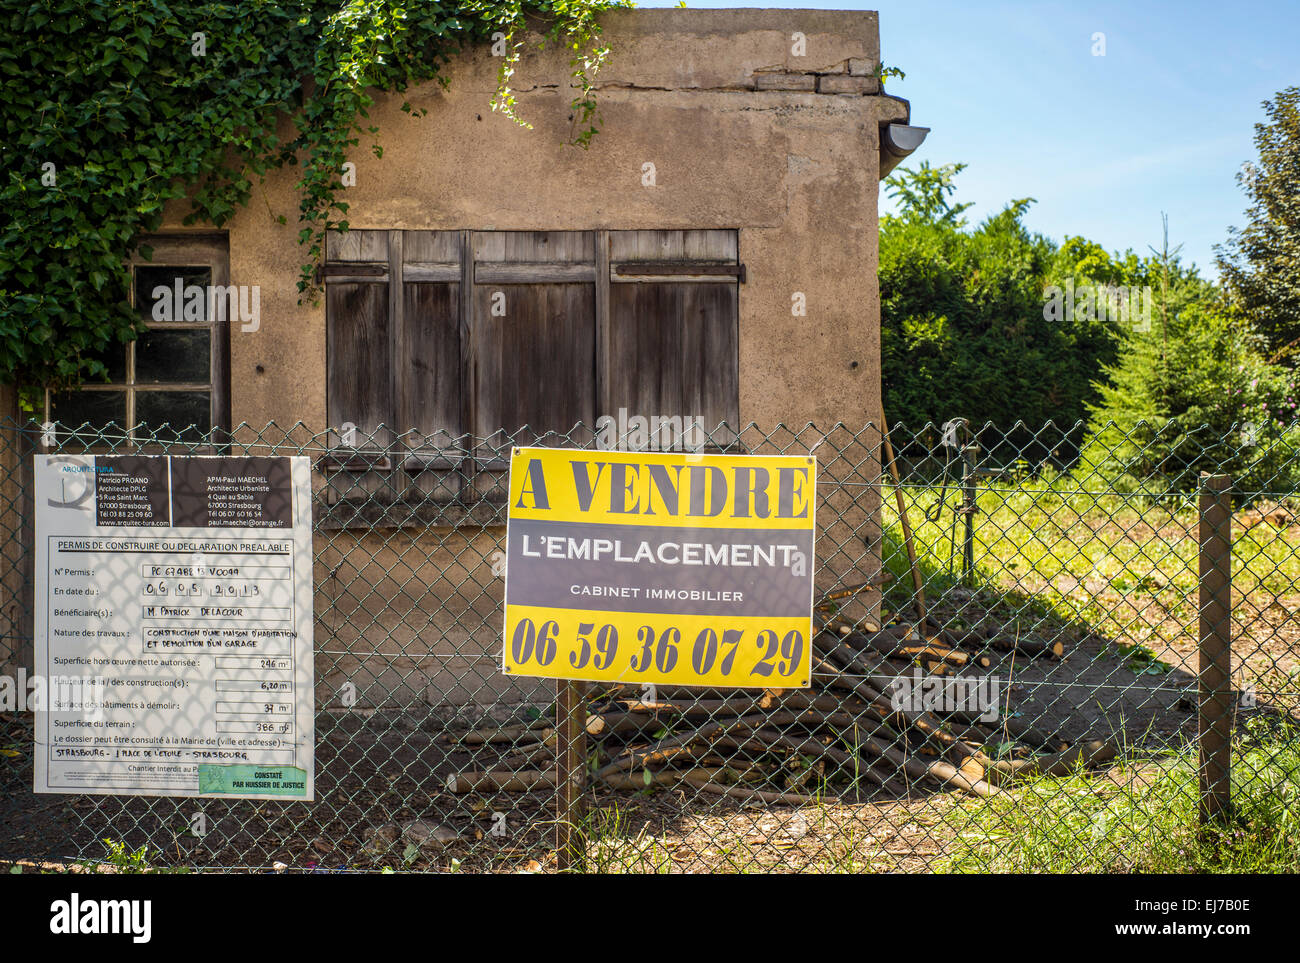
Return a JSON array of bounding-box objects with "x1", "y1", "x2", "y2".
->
[{"x1": 1, "y1": 417, "x2": 1297, "y2": 873}]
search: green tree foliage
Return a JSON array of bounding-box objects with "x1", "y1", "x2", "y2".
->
[
  {"x1": 0, "y1": 0, "x2": 627, "y2": 389},
  {"x1": 879, "y1": 164, "x2": 1118, "y2": 439},
  {"x1": 879, "y1": 162, "x2": 1298, "y2": 490},
  {"x1": 1216, "y1": 86, "x2": 1300, "y2": 363},
  {"x1": 882, "y1": 160, "x2": 972, "y2": 226},
  {"x1": 1080, "y1": 294, "x2": 1299, "y2": 492}
]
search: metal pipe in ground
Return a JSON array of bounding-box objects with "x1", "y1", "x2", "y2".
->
[{"x1": 960, "y1": 443, "x2": 979, "y2": 585}]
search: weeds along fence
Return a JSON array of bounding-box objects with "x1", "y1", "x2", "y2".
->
[{"x1": 0, "y1": 418, "x2": 1297, "y2": 873}]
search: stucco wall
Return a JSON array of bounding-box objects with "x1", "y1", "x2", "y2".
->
[
  {"x1": 163, "y1": 8, "x2": 905, "y2": 434},
  {"x1": 157, "y1": 9, "x2": 905, "y2": 709}
]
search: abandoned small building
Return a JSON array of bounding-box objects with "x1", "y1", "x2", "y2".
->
[{"x1": 3, "y1": 9, "x2": 924, "y2": 710}]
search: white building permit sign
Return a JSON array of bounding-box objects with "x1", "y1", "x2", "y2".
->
[{"x1": 34, "y1": 454, "x2": 314, "y2": 800}]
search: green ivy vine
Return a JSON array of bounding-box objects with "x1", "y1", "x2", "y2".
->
[{"x1": 0, "y1": 0, "x2": 628, "y2": 391}]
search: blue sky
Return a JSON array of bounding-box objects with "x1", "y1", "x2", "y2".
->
[{"x1": 637, "y1": 0, "x2": 1299, "y2": 277}]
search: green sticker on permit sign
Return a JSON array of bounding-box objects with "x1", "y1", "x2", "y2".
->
[{"x1": 198, "y1": 764, "x2": 309, "y2": 797}]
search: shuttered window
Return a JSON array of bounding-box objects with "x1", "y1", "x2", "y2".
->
[
  {"x1": 473, "y1": 231, "x2": 597, "y2": 445},
  {"x1": 608, "y1": 230, "x2": 741, "y2": 449},
  {"x1": 323, "y1": 229, "x2": 741, "y2": 524},
  {"x1": 323, "y1": 230, "x2": 462, "y2": 508}
]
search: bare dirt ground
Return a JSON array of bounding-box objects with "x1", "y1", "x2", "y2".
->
[{"x1": 0, "y1": 708, "x2": 962, "y2": 873}]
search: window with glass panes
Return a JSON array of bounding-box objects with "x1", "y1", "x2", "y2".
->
[{"x1": 45, "y1": 234, "x2": 231, "y2": 442}]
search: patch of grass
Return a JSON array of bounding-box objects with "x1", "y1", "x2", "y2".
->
[
  {"x1": 52, "y1": 838, "x2": 193, "y2": 875},
  {"x1": 938, "y1": 717, "x2": 1300, "y2": 873},
  {"x1": 885, "y1": 478, "x2": 1300, "y2": 615},
  {"x1": 880, "y1": 476, "x2": 1300, "y2": 691},
  {"x1": 810, "y1": 820, "x2": 877, "y2": 873},
  {"x1": 572, "y1": 805, "x2": 672, "y2": 874}
]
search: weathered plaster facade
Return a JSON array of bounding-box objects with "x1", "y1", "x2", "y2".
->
[
  {"x1": 5, "y1": 11, "x2": 906, "y2": 709},
  {"x1": 175, "y1": 9, "x2": 904, "y2": 434}
]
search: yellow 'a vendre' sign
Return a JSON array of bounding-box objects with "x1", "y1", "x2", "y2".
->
[{"x1": 503, "y1": 447, "x2": 816, "y2": 688}]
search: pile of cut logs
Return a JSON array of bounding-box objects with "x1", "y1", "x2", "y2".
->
[{"x1": 445, "y1": 588, "x2": 1115, "y2": 803}]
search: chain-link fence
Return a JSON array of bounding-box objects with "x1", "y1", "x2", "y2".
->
[{"x1": 1, "y1": 417, "x2": 1297, "y2": 873}]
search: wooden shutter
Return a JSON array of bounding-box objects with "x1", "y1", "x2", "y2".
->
[
  {"x1": 607, "y1": 230, "x2": 741, "y2": 449},
  {"x1": 325, "y1": 230, "x2": 394, "y2": 505},
  {"x1": 324, "y1": 229, "x2": 463, "y2": 510},
  {"x1": 323, "y1": 227, "x2": 741, "y2": 520},
  {"x1": 471, "y1": 231, "x2": 597, "y2": 499},
  {"x1": 399, "y1": 230, "x2": 464, "y2": 502}
]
